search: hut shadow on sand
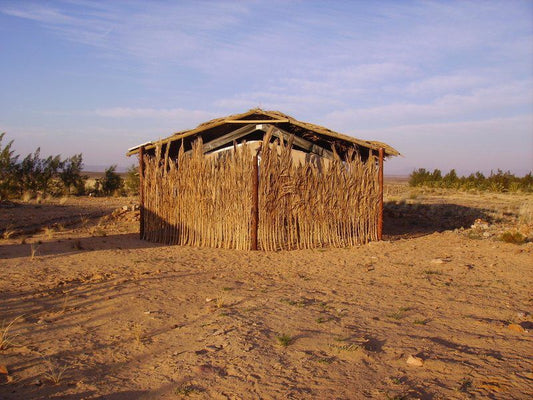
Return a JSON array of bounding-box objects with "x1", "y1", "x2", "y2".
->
[{"x1": 383, "y1": 201, "x2": 492, "y2": 239}]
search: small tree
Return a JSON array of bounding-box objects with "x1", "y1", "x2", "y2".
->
[
  {"x1": 60, "y1": 154, "x2": 87, "y2": 194},
  {"x1": 99, "y1": 165, "x2": 123, "y2": 196},
  {"x1": 0, "y1": 133, "x2": 20, "y2": 200},
  {"x1": 124, "y1": 164, "x2": 139, "y2": 195}
]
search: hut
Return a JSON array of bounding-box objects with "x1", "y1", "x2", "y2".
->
[{"x1": 127, "y1": 108, "x2": 399, "y2": 250}]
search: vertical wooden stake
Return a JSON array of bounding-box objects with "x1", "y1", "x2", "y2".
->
[
  {"x1": 251, "y1": 152, "x2": 259, "y2": 250},
  {"x1": 139, "y1": 146, "x2": 145, "y2": 240},
  {"x1": 378, "y1": 148, "x2": 384, "y2": 241}
]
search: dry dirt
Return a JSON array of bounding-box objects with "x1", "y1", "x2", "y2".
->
[{"x1": 0, "y1": 185, "x2": 532, "y2": 399}]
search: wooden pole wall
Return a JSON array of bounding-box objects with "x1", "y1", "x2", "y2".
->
[
  {"x1": 378, "y1": 147, "x2": 384, "y2": 241},
  {"x1": 139, "y1": 146, "x2": 145, "y2": 240},
  {"x1": 251, "y1": 152, "x2": 259, "y2": 250}
]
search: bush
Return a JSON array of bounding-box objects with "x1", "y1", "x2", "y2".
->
[
  {"x1": 124, "y1": 164, "x2": 139, "y2": 195},
  {"x1": 97, "y1": 165, "x2": 123, "y2": 196}
]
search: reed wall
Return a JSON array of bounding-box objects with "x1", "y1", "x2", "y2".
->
[{"x1": 141, "y1": 136, "x2": 379, "y2": 250}]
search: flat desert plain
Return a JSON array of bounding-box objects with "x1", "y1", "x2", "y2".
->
[{"x1": 0, "y1": 184, "x2": 532, "y2": 399}]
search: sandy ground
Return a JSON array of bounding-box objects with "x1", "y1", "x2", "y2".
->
[{"x1": 0, "y1": 186, "x2": 532, "y2": 399}]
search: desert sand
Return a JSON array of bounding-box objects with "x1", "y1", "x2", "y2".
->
[{"x1": 1, "y1": 184, "x2": 532, "y2": 399}]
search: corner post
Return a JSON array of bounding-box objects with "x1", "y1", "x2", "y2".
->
[
  {"x1": 251, "y1": 150, "x2": 260, "y2": 250},
  {"x1": 139, "y1": 146, "x2": 145, "y2": 240},
  {"x1": 378, "y1": 148, "x2": 384, "y2": 241}
]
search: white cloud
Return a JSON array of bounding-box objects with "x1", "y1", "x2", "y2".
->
[{"x1": 323, "y1": 80, "x2": 533, "y2": 129}]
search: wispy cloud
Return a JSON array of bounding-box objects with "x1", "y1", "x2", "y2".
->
[{"x1": 1, "y1": 0, "x2": 531, "y2": 173}]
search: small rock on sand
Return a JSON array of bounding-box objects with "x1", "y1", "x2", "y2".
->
[
  {"x1": 430, "y1": 258, "x2": 445, "y2": 264},
  {"x1": 0, "y1": 365, "x2": 8, "y2": 375},
  {"x1": 406, "y1": 355, "x2": 424, "y2": 367},
  {"x1": 508, "y1": 323, "x2": 526, "y2": 333}
]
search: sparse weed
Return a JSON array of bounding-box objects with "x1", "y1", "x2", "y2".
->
[
  {"x1": 0, "y1": 315, "x2": 23, "y2": 350},
  {"x1": 280, "y1": 298, "x2": 306, "y2": 307},
  {"x1": 387, "y1": 307, "x2": 411, "y2": 320},
  {"x1": 43, "y1": 226, "x2": 55, "y2": 239},
  {"x1": 72, "y1": 239, "x2": 83, "y2": 250},
  {"x1": 390, "y1": 376, "x2": 403, "y2": 385},
  {"x1": 413, "y1": 318, "x2": 430, "y2": 325},
  {"x1": 333, "y1": 336, "x2": 350, "y2": 342},
  {"x1": 21, "y1": 191, "x2": 33, "y2": 202},
  {"x1": 457, "y1": 377, "x2": 473, "y2": 393},
  {"x1": 500, "y1": 231, "x2": 526, "y2": 244},
  {"x1": 222, "y1": 287, "x2": 233, "y2": 291},
  {"x1": 2, "y1": 228, "x2": 16, "y2": 239},
  {"x1": 276, "y1": 333, "x2": 293, "y2": 347},
  {"x1": 175, "y1": 383, "x2": 202, "y2": 396},
  {"x1": 518, "y1": 202, "x2": 533, "y2": 225},
  {"x1": 216, "y1": 297, "x2": 226, "y2": 309},
  {"x1": 58, "y1": 294, "x2": 70, "y2": 315},
  {"x1": 42, "y1": 356, "x2": 68, "y2": 385},
  {"x1": 423, "y1": 269, "x2": 442, "y2": 275},
  {"x1": 90, "y1": 226, "x2": 107, "y2": 237},
  {"x1": 30, "y1": 243, "x2": 40, "y2": 260},
  {"x1": 131, "y1": 322, "x2": 144, "y2": 346},
  {"x1": 328, "y1": 342, "x2": 359, "y2": 352}
]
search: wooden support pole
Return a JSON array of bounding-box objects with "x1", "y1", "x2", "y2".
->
[
  {"x1": 139, "y1": 146, "x2": 145, "y2": 240},
  {"x1": 378, "y1": 148, "x2": 384, "y2": 241},
  {"x1": 251, "y1": 152, "x2": 259, "y2": 250}
]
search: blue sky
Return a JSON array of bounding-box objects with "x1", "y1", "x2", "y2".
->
[{"x1": 1, "y1": 0, "x2": 532, "y2": 174}]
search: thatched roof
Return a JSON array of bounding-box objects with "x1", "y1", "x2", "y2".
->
[{"x1": 127, "y1": 108, "x2": 399, "y2": 157}]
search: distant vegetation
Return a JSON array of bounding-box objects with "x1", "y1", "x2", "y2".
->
[
  {"x1": 0, "y1": 133, "x2": 139, "y2": 201},
  {"x1": 409, "y1": 168, "x2": 533, "y2": 192}
]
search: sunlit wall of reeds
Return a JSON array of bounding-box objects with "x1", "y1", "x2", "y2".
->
[{"x1": 141, "y1": 135, "x2": 380, "y2": 250}]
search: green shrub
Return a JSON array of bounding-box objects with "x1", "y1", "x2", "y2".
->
[
  {"x1": 124, "y1": 164, "x2": 139, "y2": 195},
  {"x1": 500, "y1": 231, "x2": 526, "y2": 244},
  {"x1": 97, "y1": 165, "x2": 123, "y2": 196},
  {"x1": 409, "y1": 168, "x2": 532, "y2": 192}
]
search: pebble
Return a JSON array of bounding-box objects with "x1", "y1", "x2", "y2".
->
[
  {"x1": 206, "y1": 345, "x2": 222, "y2": 352},
  {"x1": 508, "y1": 323, "x2": 526, "y2": 333},
  {"x1": 406, "y1": 355, "x2": 424, "y2": 367},
  {"x1": 430, "y1": 258, "x2": 445, "y2": 264},
  {"x1": 516, "y1": 312, "x2": 529, "y2": 320}
]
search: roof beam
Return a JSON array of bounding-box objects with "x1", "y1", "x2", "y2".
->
[
  {"x1": 185, "y1": 123, "x2": 261, "y2": 155},
  {"x1": 265, "y1": 124, "x2": 334, "y2": 159},
  {"x1": 224, "y1": 119, "x2": 289, "y2": 124}
]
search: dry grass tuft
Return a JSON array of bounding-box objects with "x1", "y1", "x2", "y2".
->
[
  {"x1": 42, "y1": 356, "x2": 68, "y2": 385},
  {"x1": 30, "y1": 243, "x2": 40, "y2": 260},
  {"x1": 0, "y1": 315, "x2": 23, "y2": 350},
  {"x1": 43, "y1": 226, "x2": 55, "y2": 239},
  {"x1": 131, "y1": 322, "x2": 144, "y2": 346},
  {"x1": 276, "y1": 333, "x2": 293, "y2": 347},
  {"x1": 518, "y1": 201, "x2": 533, "y2": 226},
  {"x1": 2, "y1": 228, "x2": 16, "y2": 239}
]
